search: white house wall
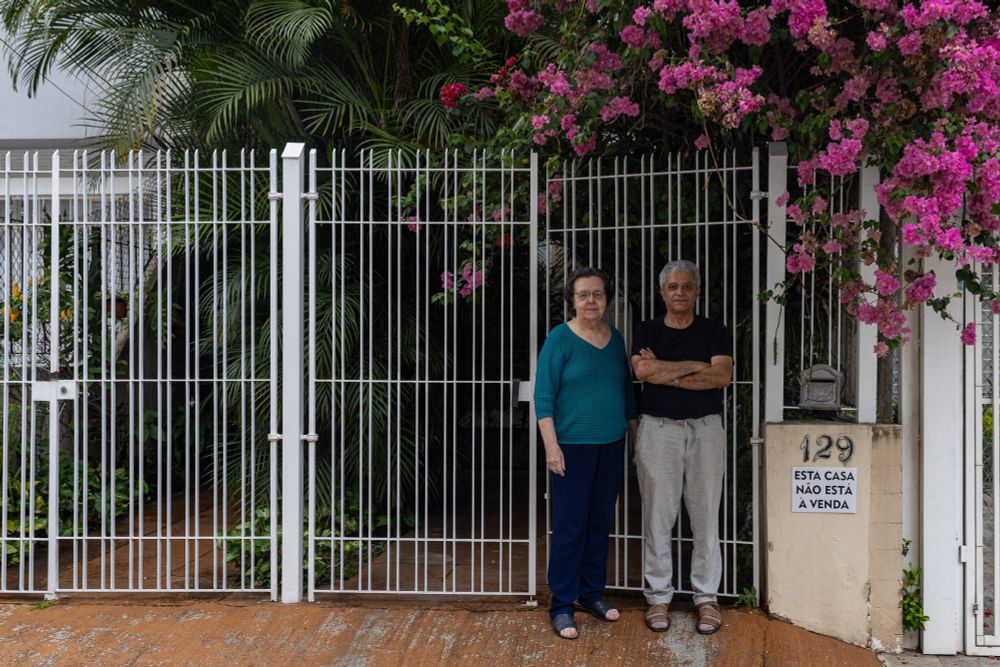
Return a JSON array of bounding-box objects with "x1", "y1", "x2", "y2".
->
[{"x1": 0, "y1": 63, "x2": 93, "y2": 144}]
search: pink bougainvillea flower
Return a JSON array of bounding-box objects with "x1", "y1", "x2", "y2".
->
[
  {"x1": 961, "y1": 322, "x2": 977, "y2": 345},
  {"x1": 905, "y1": 274, "x2": 936, "y2": 303},
  {"x1": 504, "y1": 10, "x2": 544, "y2": 37}
]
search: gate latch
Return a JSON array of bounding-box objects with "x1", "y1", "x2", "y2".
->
[
  {"x1": 513, "y1": 380, "x2": 533, "y2": 403},
  {"x1": 32, "y1": 381, "x2": 77, "y2": 402}
]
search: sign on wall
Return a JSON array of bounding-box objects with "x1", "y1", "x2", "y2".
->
[{"x1": 791, "y1": 467, "x2": 858, "y2": 513}]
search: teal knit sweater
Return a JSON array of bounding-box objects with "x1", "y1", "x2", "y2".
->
[{"x1": 534, "y1": 323, "x2": 638, "y2": 444}]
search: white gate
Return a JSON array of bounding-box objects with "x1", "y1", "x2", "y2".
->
[
  {"x1": 542, "y1": 150, "x2": 762, "y2": 599},
  {"x1": 0, "y1": 144, "x2": 767, "y2": 603},
  {"x1": 0, "y1": 149, "x2": 280, "y2": 596},
  {"x1": 302, "y1": 149, "x2": 538, "y2": 597}
]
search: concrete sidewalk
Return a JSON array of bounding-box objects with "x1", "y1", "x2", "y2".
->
[{"x1": 0, "y1": 594, "x2": 884, "y2": 665}]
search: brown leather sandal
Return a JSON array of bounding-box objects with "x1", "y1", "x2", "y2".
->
[
  {"x1": 695, "y1": 601, "x2": 722, "y2": 635},
  {"x1": 645, "y1": 603, "x2": 670, "y2": 632}
]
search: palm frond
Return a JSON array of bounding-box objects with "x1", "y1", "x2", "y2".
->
[{"x1": 245, "y1": 0, "x2": 332, "y2": 68}]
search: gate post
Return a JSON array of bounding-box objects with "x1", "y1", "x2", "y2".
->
[
  {"x1": 281, "y1": 143, "x2": 306, "y2": 603},
  {"x1": 47, "y1": 151, "x2": 61, "y2": 600},
  {"x1": 765, "y1": 142, "x2": 788, "y2": 423},
  {"x1": 528, "y1": 152, "x2": 539, "y2": 599},
  {"x1": 856, "y1": 165, "x2": 880, "y2": 422}
]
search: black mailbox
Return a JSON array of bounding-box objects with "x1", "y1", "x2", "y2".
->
[{"x1": 799, "y1": 364, "x2": 843, "y2": 411}]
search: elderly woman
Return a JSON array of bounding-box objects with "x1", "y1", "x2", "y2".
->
[{"x1": 534, "y1": 266, "x2": 638, "y2": 639}]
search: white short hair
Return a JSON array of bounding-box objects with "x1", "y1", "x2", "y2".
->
[{"x1": 658, "y1": 260, "x2": 701, "y2": 288}]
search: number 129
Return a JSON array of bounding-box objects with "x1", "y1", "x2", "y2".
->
[{"x1": 800, "y1": 434, "x2": 854, "y2": 463}]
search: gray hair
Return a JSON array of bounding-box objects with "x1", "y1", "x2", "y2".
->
[{"x1": 658, "y1": 260, "x2": 701, "y2": 288}]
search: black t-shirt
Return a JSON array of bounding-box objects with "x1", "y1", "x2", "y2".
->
[{"x1": 631, "y1": 315, "x2": 732, "y2": 419}]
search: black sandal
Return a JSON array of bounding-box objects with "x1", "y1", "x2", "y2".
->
[
  {"x1": 574, "y1": 598, "x2": 619, "y2": 622},
  {"x1": 551, "y1": 613, "x2": 578, "y2": 639}
]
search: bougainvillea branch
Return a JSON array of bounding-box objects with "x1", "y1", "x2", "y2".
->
[{"x1": 432, "y1": 0, "x2": 1000, "y2": 353}]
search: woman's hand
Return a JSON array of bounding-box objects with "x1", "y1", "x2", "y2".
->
[{"x1": 546, "y1": 444, "x2": 566, "y2": 476}]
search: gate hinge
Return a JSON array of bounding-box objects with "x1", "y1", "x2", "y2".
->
[
  {"x1": 959, "y1": 545, "x2": 969, "y2": 563},
  {"x1": 974, "y1": 602, "x2": 980, "y2": 615},
  {"x1": 303, "y1": 191, "x2": 318, "y2": 201},
  {"x1": 32, "y1": 380, "x2": 76, "y2": 401},
  {"x1": 267, "y1": 432, "x2": 283, "y2": 443},
  {"x1": 750, "y1": 191, "x2": 768, "y2": 201},
  {"x1": 750, "y1": 437, "x2": 764, "y2": 448},
  {"x1": 303, "y1": 433, "x2": 318, "y2": 443},
  {"x1": 268, "y1": 192, "x2": 282, "y2": 201}
]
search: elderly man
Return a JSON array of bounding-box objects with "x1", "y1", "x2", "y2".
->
[{"x1": 630, "y1": 259, "x2": 733, "y2": 635}]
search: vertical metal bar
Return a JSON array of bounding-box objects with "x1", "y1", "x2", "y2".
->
[
  {"x1": 613, "y1": 155, "x2": 621, "y2": 586},
  {"x1": 385, "y1": 150, "x2": 394, "y2": 592},
  {"x1": 71, "y1": 151, "x2": 80, "y2": 590},
  {"x1": 97, "y1": 151, "x2": 108, "y2": 590},
  {"x1": 1, "y1": 152, "x2": 10, "y2": 592},
  {"x1": 269, "y1": 148, "x2": 279, "y2": 601},
  {"x1": 192, "y1": 149, "x2": 201, "y2": 590},
  {"x1": 210, "y1": 150, "x2": 220, "y2": 591},
  {"x1": 280, "y1": 143, "x2": 306, "y2": 602},
  {"x1": 338, "y1": 149, "x2": 347, "y2": 591},
  {"x1": 182, "y1": 150, "x2": 191, "y2": 590},
  {"x1": 127, "y1": 150, "x2": 136, "y2": 591},
  {"x1": 27, "y1": 152, "x2": 37, "y2": 592},
  {"x1": 367, "y1": 149, "x2": 374, "y2": 591},
  {"x1": 307, "y1": 149, "x2": 317, "y2": 602},
  {"x1": 46, "y1": 151, "x2": 60, "y2": 598},
  {"x1": 422, "y1": 149, "x2": 429, "y2": 591},
  {"x1": 528, "y1": 152, "x2": 539, "y2": 598},
  {"x1": 220, "y1": 149, "x2": 229, "y2": 590},
  {"x1": 751, "y1": 148, "x2": 762, "y2": 594},
  {"x1": 395, "y1": 150, "x2": 403, "y2": 593},
  {"x1": 158, "y1": 150, "x2": 167, "y2": 590},
  {"x1": 19, "y1": 152, "x2": 28, "y2": 590},
  {"x1": 238, "y1": 149, "x2": 247, "y2": 592},
  {"x1": 413, "y1": 150, "x2": 421, "y2": 591},
  {"x1": 993, "y1": 264, "x2": 999, "y2": 633},
  {"x1": 450, "y1": 151, "x2": 458, "y2": 592},
  {"x1": 81, "y1": 151, "x2": 91, "y2": 590}
]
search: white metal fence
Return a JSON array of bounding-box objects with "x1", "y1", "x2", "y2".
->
[
  {"x1": 543, "y1": 150, "x2": 761, "y2": 598},
  {"x1": 764, "y1": 144, "x2": 879, "y2": 423},
  {"x1": 0, "y1": 143, "x2": 783, "y2": 603},
  {"x1": 0, "y1": 149, "x2": 279, "y2": 597}
]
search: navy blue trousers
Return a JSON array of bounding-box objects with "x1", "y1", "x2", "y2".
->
[{"x1": 548, "y1": 438, "x2": 625, "y2": 619}]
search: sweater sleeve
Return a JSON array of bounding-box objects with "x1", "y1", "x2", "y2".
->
[{"x1": 533, "y1": 327, "x2": 564, "y2": 420}]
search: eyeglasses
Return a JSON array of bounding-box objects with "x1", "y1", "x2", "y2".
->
[{"x1": 574, "y1": 290, "x2": 606, "y2": 301}]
